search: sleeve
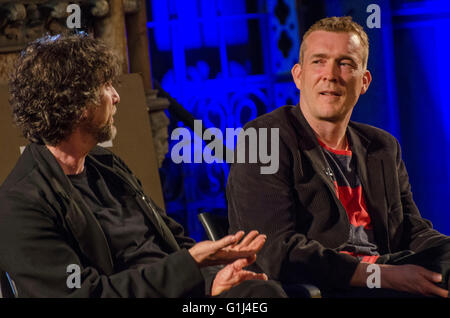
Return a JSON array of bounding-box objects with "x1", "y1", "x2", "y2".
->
[
  {"x1": 151, "y1": 197, "x2": 220, "y2": 295},
  {"x1": 0, "y1": 191, "x2": 205, "y2": 298},
  {"x1": 394, "y1": 139, "x2": 449, "y2": 251},
  {"x1": 226, "y1": 121, "x2": 359, "y2": 291}
]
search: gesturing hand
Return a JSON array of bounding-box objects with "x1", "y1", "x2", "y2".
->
[
  {"x1": 188, "y1": 231, "x2": 266, "y2": 267},
  {"x1": 211, "y1": 256, "x2": 268, "y2": 296}
]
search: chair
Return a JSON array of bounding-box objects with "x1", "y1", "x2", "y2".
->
[
  {"x1": 0, "y1": 271, "x2": 17, "y2": 298},
  {"x1": 198, "y1": 212, "x2": 229, "y2": 241},
  {"x1": 197, "y1": 212, "x2": 322, "y2": 298}
]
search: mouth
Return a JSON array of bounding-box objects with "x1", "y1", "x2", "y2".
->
[{"x1": 319, "y1": 91, "x2": 342, "y2": 97}]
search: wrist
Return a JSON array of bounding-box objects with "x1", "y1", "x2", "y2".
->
[{"x1": 350, "y1": 262, "x2": 370, "y2": 287}]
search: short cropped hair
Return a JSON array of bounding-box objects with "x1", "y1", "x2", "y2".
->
[
  {"x1": 299, "y1": 16, "x2": 369, "y2": 69},
  {"x1": 9, "y1": 33, "x2": 121, "y2": 145}
]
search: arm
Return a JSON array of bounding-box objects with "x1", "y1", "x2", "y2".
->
[
  {"x1": 0, "y1": 192, "x2": 205, "y2": 298},
  {"x1": 348, "y1": 139, "x2": 446, "y2": 298},
  {"x1": 394, "y1": 139, "x2": 448, "y2": 251}
]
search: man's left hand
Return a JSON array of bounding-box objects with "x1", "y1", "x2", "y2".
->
[{"x1": 211, "y1": 256, "x2": 268, "y2": 296}]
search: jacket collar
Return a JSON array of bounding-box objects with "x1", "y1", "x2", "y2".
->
[
  {"x1": 87, "y1": 153, "x2": 181, "y2": 253},
  {"x1": 291, "y1": 106, "x2": 390, "y2": 252},
  {"x1": 29, "y1": 143, "x2": 115, "y2": 275}
]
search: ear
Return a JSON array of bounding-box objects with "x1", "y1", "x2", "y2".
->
[
  {"x1": 291, "y1": 63, "x2": 302, "y2": 90},
  {"x1": 360, "y1": 69, "x2": 372, "y2": 95}
]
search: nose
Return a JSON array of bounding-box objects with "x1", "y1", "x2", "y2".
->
[
  {"x1": 322, "y1": 61, "x2": 339, "y2": 82},
  {"x1": 112, "y1": 86, "x2": 120, "y2": 105}
]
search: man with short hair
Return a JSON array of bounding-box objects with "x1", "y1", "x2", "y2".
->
[
  {"x1": 0, "y1": 33, "x2": 287, "y2": 298},
  {"x1": 227, "y1": 16, "x2": 450, "y2": 297}
]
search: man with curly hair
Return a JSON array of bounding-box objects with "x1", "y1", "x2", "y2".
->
[{"x1": 0, "y1": 33, "x2": 287, "y2": 298}]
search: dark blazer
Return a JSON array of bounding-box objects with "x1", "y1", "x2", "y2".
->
[
  {"x1": 0, "y1": 143, "x2": 209, "y2": 297},
  {"x1": 227, "y1": 105, "x2": 447, "y2": 290}
]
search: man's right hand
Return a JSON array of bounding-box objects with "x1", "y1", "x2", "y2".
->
[
  {"x1": 188, "y1": 231, "x2": 266, "y2": 267},
  {"x1": 351, "y1": 262, "x2": 448, "y2": 297},
  {"x1": 380, "y1": 264, "x2": 448, "y2": 297}
]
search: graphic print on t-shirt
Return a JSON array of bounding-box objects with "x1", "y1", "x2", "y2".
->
[{"x1": 318, "y1": 139, "x2": 379, "y2": 263}]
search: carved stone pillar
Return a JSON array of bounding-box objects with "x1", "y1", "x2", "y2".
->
[
  {"x1": 94, "y1": 0, "x2": 129, "y2": 74},
  {"x1": 145, "y1": 90, "x2": 170, "y2": 168}
]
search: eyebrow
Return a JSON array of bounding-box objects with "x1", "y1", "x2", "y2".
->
[
  {"x1": 309, "y1": 53, "x2": 358, "y2": 63},
  {"x1": 309, "y1": 53, "x2": 328, "y2": 60}
]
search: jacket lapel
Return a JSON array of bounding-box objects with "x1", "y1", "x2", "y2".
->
[
  {"x1": 347, "y1": 125, "x2": 390, "y2": 253},
  {"x1": 292, "y1": 107, "x2": 350, "y2": 234},
  {"x1": 30, "y1": 144, "x2": 115, "y2": 275},
  {"x1": 88, "y1": 152, "x2": 181, "y2": 253}
]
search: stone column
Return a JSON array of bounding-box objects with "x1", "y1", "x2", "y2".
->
[{"x1": 94, "y1": 0, "x2": 129, "y2": 74}]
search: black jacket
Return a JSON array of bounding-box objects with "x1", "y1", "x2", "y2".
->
[
  {"x1": 0, "y1": 143, "x2": 209, "y2": 297},
  {"x1": 227, "y1": 105, "x2": 448, "y2": 291}
]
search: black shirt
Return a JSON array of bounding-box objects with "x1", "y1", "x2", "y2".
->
[{"x1": 68, "y1": 163, "x2": 169, "y2": 271}]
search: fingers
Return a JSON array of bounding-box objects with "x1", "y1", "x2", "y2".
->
[
  {"x1": 238, "y1": 230, "x2": 260, "y2": 246},
  {"x1": 386, "y1": 265, "x2": 449, "y2": 298},
  {"x1": 233, "y1": 230, "x2": 267, "y2": 253},
  {"x1": 236, "y1": 270, "x2": 269, "y2": 282},
  {"x1": 420, "y1": 267, "x2": 442, "y2": 283},
  {"x1": 422, "y1": 280, "x2": 449, "y2": 298},
  {"x1": 231, "y1": 257, "x2": 253, "y2": 270},
  {"x1": 419, "y1": 268, "x2": 448, "y2": 298},
  {"x1": 232, "y1": 231, "x2": 245, "y2": 244},
  {"x1": 248, "y1": 234, "x2": 267, "y2": 251},
  {"x1": 213, "y1": 232, "x2": 243, "y2": 250}
]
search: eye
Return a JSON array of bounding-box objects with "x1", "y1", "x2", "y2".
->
[{"x1": 339, "y1": 61, "x2": 355, "y2": 68}]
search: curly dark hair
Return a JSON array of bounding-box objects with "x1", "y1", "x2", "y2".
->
[{"x1": 8, "y1": 33, "x2": 121, "y2": 145}]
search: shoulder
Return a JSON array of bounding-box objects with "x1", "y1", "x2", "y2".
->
[
  {"x1": 244, "y1": 105, "x2": 298, "y2": 129},
  {"x1": 0, "y1": 147, "x2": 57, "y2": 222},
  {"x1": 243, "y1": 105, "x2": 302, "y2": 147},
  {"x1": 0, "y1": 145, "x2": 39, "y2": 194},
  {"x1": 348, "y1": 121, "x2": 400, "y2": 151}
]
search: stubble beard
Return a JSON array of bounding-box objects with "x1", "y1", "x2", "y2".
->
[
  {"x1": 96, "y1": 118, "x2": 117, "y2": 143},
  {"x1": 83, "y1": 115, "x2": 117, "y2": 144}
]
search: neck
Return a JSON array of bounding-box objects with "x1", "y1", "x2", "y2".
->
[
  {"x1": 46, "y1": 129, "x2": 96, "y2": 175},
  {"x1": 300, "y1": 105, "x2": 350, "y2": 150}
]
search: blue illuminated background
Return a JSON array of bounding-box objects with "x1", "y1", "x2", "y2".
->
[{"x1": 145, "y1": 0, "x2": 450, "y2": 240}]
